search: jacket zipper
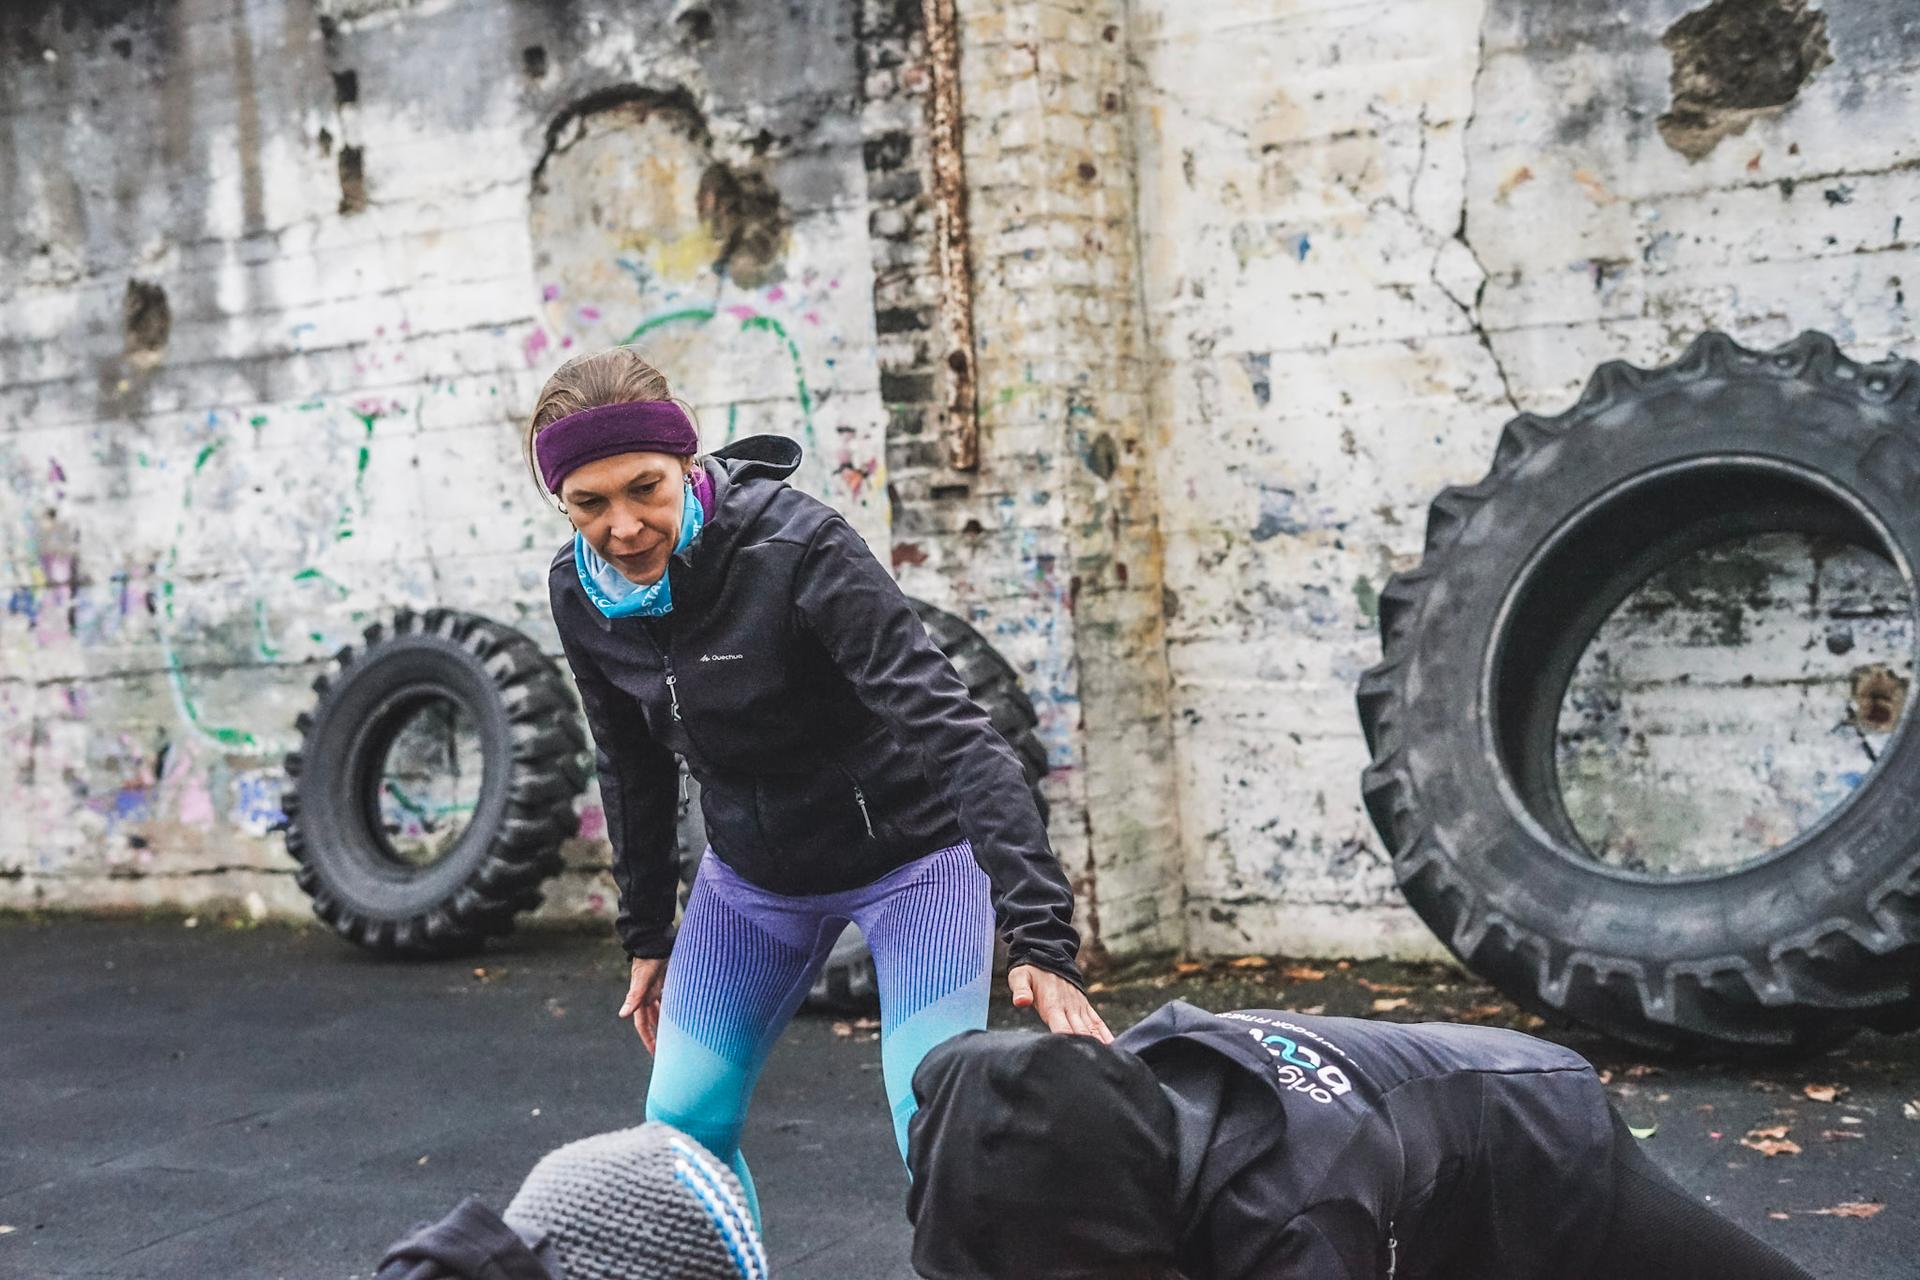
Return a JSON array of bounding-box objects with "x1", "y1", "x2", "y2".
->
[
  {"x1": 1386, "y1": 1224, "x2": 1398, "y2": 1278},
  {"x1": 852, "y1": 781, "x2": 875, "y2": 839},
  {"x1": 664, "y1": 656, "x2": 682, "y2": 722}
]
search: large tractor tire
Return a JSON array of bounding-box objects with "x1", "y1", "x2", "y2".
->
[
  {"x1": 1358, "y1": 331, "x2": 1920, "y2": 1056},
  {"x1": 283, "y1": 609, "x2": 588, "y2": 955},
  {"x1": 675, "y1": 597, "x2": 1053, "y2": 1011}
]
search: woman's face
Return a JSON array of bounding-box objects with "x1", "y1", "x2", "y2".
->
[{"x1": 560, "y1": 450, "x2": 691, "y2": 585}]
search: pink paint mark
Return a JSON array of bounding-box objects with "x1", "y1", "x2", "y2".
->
[
  {"x1": 561, "y1": 336, "x2": 574, "y2": 348},
  {"x1": 803, "y1": 311, "x2": 822, "y2": 326},
  {"x1": 576, "y1": 804, "x2": 607, "y2": 840},
  {"x1": 725, "y1": 305, "x2": 758, "y2": 321},
  {"x1": 376, "y1": 325, "x2": 386, "y2": 336},
  {"x1": 765, "y1": 286, "x2": 786, "y2": 303},
  {"x1": 829, "y1": 278, "x2": 841, "y2": 289},
  {"x1": 587, "y1": 892, "x2": 608, "y2": 913},
  {"x1": 578, "y1": 306, "x2": 601, "y2": 321},
  {"x1": 524, "y1": 328, "x2": 552, "y2": 366},
  {"x1": 48, "y1": 458, "x2": 66, "y2": 483},
  {"x1": 542, "y1": 283, "x2": 561, "y2": 301},
  {"x1": 399, "y1": 320, "x2": 412, "y2": 333},
  {"x1": 178, "y1": 776, "x2": 216, "y2": 825}
]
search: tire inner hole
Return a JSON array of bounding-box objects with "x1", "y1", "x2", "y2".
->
[
  {"x1": 1494, "y1": 463, "x2": 1915, "y2": 877},
  {"x1": 374, "y1": 695, "x2": 484, "y2": 868}
]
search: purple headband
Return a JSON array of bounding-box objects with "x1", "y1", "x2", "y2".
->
[{"x1": 536, "y1": 401, "x2": 700, "y2": 493}]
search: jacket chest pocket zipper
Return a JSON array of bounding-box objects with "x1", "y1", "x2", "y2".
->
[
  {"x1": 852, "y1": 781, "x2": 875, "y2": 839},
  {"x1": 664, "y1": 672, "x2": 682, "y2": 722},
  {"x1": 1386, "y1": 1224, "x2": 1398, "y2": 1278}
]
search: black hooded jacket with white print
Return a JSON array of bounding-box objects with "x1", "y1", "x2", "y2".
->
[{"x1": 1117, "y1": 1001, "x2": 1616, "y2": 1280}]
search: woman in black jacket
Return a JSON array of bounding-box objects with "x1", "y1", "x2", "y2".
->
[
  {"x1": 906, "y1": 1001, "x2": 1814, "y2": 1280},
  {"x1": 527, "y1": 346, "x2": 1108, "y2": 1227}
]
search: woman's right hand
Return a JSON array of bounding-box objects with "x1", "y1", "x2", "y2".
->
[{"x1": 618, "y1": 955, "x2": 669, "y2": 1054}]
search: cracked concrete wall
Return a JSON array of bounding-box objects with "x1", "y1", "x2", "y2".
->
[
  {"x1": 1129, "y1": 0, "x2": 1920, "y2": 958},
  {"x1": 0, "y1": 0, "x2": 890, "y2": 921}
]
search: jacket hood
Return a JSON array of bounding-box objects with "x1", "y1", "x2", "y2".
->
[
  {"x1": 905, "y1": 1030, "x2": 1180, "y2": 1279},
  {"x1": 709, "y1": 433, "x2": 802, "y2": 483}
]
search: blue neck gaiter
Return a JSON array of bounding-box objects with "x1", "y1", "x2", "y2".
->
[{"x1": 575, "y1": 480, "x2": 706, "y2": 618}]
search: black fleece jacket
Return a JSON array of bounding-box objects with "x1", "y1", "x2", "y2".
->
[{"x1": 549, "y1": 435, "x2": 1083, "y2": 985}]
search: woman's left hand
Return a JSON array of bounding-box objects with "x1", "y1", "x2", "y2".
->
[{"x1": 1009, "y1": 964, "x2": 1114, "y2": 1043}]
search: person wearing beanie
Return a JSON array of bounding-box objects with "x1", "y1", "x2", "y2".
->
[
  {"x1": 906, "y1": 1001, "x2": 1816, "y2": 1280},
  {"x1": 374, "y1": 1121, "x2": 768, "y2": 1280},
  {"x1": 527, "y1": 346, "x2": 1109, "y2": 1229}
]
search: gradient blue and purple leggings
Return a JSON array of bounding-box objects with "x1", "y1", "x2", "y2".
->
[{"x1": 644, "y1": 842, "x2": 993, "y2": 1225}]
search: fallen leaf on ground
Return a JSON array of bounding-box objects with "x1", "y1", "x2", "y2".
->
[
  {"x1": 417, "y1": 1156, "x2": 430, "y2": 1166},
  {"x1": 1820, "y1": 1130, "x2": 1864, "y2": 1142},
  {"x1": 1841, "y1": 1115, "x2": 1865, "y2": 1126},
  {"x1": 1807, "y1": 1202, "x2": 1883, "y2": 1219},
  {"x1": 1627, "y1": 1123, "x2": 1659, "y2": 1140},
  {"x1": 1740, "y1": 1126, "x2": 1801, "y2": 1157},
  {"x1": 1280, "y1": 965, "x2": 1326, "y2": 982},
  {"x1": 1802, "y1": 1083, "x2": 1847, "y2": 1103},
  {"x1": 1622, "y1": 1064, "x2": 1661, "y2": 1080},
  {"x1": 1597, "y1": 1070, "x2": 1613, "y2": 1085},
  {"x1": 1230, "y1": 956, "x2": 1270, "y2": 969},
  {"x1": 1336, "y1": 960, "x2": 1351, "y2": 970},
  {"x1": 1173, "y1": 961, "x2": 1206, "y2": 975},
  {"x1": 1086, "y1": 981, "x2": 1109, "y2": 993},
  {"x1": 1457, "y1": 1004, "x2": 1506, "y2": 1023},
  {"x1": 1354, "y1": 977, "x2": 1412, "y2": 994},
  {"x1": 1298, "y1": 1005, "x2": 1325, "y2": 1015},
  {"x1": 1518, "y1": 1014, "x2": 1547, "y2": 1030},
  {"x1": 1371, "y1": 997, "x2": 1411, "y2": 1013},
  {"x1": 1768, "y1": 1211, "x2": 1791, "y2": 1221},
  {"x1": 832, "y1": 1021, "x2": 854, "y2": 1038},
  {"x1": 1903, "y1": 1100, "x2": 1920, "y2": 1121},
  {"x1": 852, "y1": 1016, "x2": 880, "y2": 1030}
]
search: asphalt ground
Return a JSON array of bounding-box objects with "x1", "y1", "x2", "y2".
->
[{"x1": 3, "y1": 917, "x2": 1913, "y2": 1278}]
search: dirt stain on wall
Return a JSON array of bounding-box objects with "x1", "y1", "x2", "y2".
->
[{"x1": 1658, "y1": 0, "x2": 1832, "y2": 161}]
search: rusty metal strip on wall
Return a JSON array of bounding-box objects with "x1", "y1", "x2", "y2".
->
[{"x1": 922, "y1": 0, "x2": 980, "y2": 471}]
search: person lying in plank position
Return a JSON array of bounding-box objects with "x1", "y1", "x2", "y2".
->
[{"x1": 905, "y1": 1000, "x2": 1814, "y2": 1280}]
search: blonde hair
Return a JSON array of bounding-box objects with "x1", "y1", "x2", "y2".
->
[{"x1": 523, "y1": 346, "x2": 699, "y2": 500}]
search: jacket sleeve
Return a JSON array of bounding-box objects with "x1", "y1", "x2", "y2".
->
[
  {"x1": 792, "y1": 516, "x2": 1084, "y2": 986},
  {"x1": 1202, "y1": 1196, "x2": 1382, "y2": 1280},
  {"x1": 552, "y1": 596, "x2": 681, "y2": 959}
]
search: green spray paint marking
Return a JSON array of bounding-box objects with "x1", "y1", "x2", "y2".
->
[
  {"x1": 293, "y1": 567, "x2": 352, "y2": 596},
  {"x1": 253, "y1": 598, "x2": 280, "y2": 661},
  {"x1": 1353, "y1": 575, "x2": 1379, "y2": 622},
  {"x1": 618, "y1": 306, "x2": 816, "y2": 449},
  {"x1": 158, "y1": 436, "x2": 258, "y2": 749}
]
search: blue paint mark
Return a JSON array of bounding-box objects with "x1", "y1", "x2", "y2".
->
[
  {"x1": 113, "y1": 787, "x2": 150, "y2": 820},
  {"x1": 232, "y1": 772, "x2": 286, "y2": 830},
  {"x1": 1252, "y1": 485, "x2": 1308, "y2": 541},
  {"x1": 7, "y1": 586, "x2": 37, "y2": 623},
  {"x1": 1839, "y1": 770, "x2": 1866, "y2": 790},
  {"x1": 1293, "y1": 234, "x2": 1311, "y2": 262},
  {"x1": 1239, "y1": 352, "x2": 1272, "y2": 407}
]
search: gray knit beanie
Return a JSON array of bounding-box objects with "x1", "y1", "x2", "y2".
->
[{"x1": 504, "y1": 1123, "x2": 768, "y2": 1280}]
